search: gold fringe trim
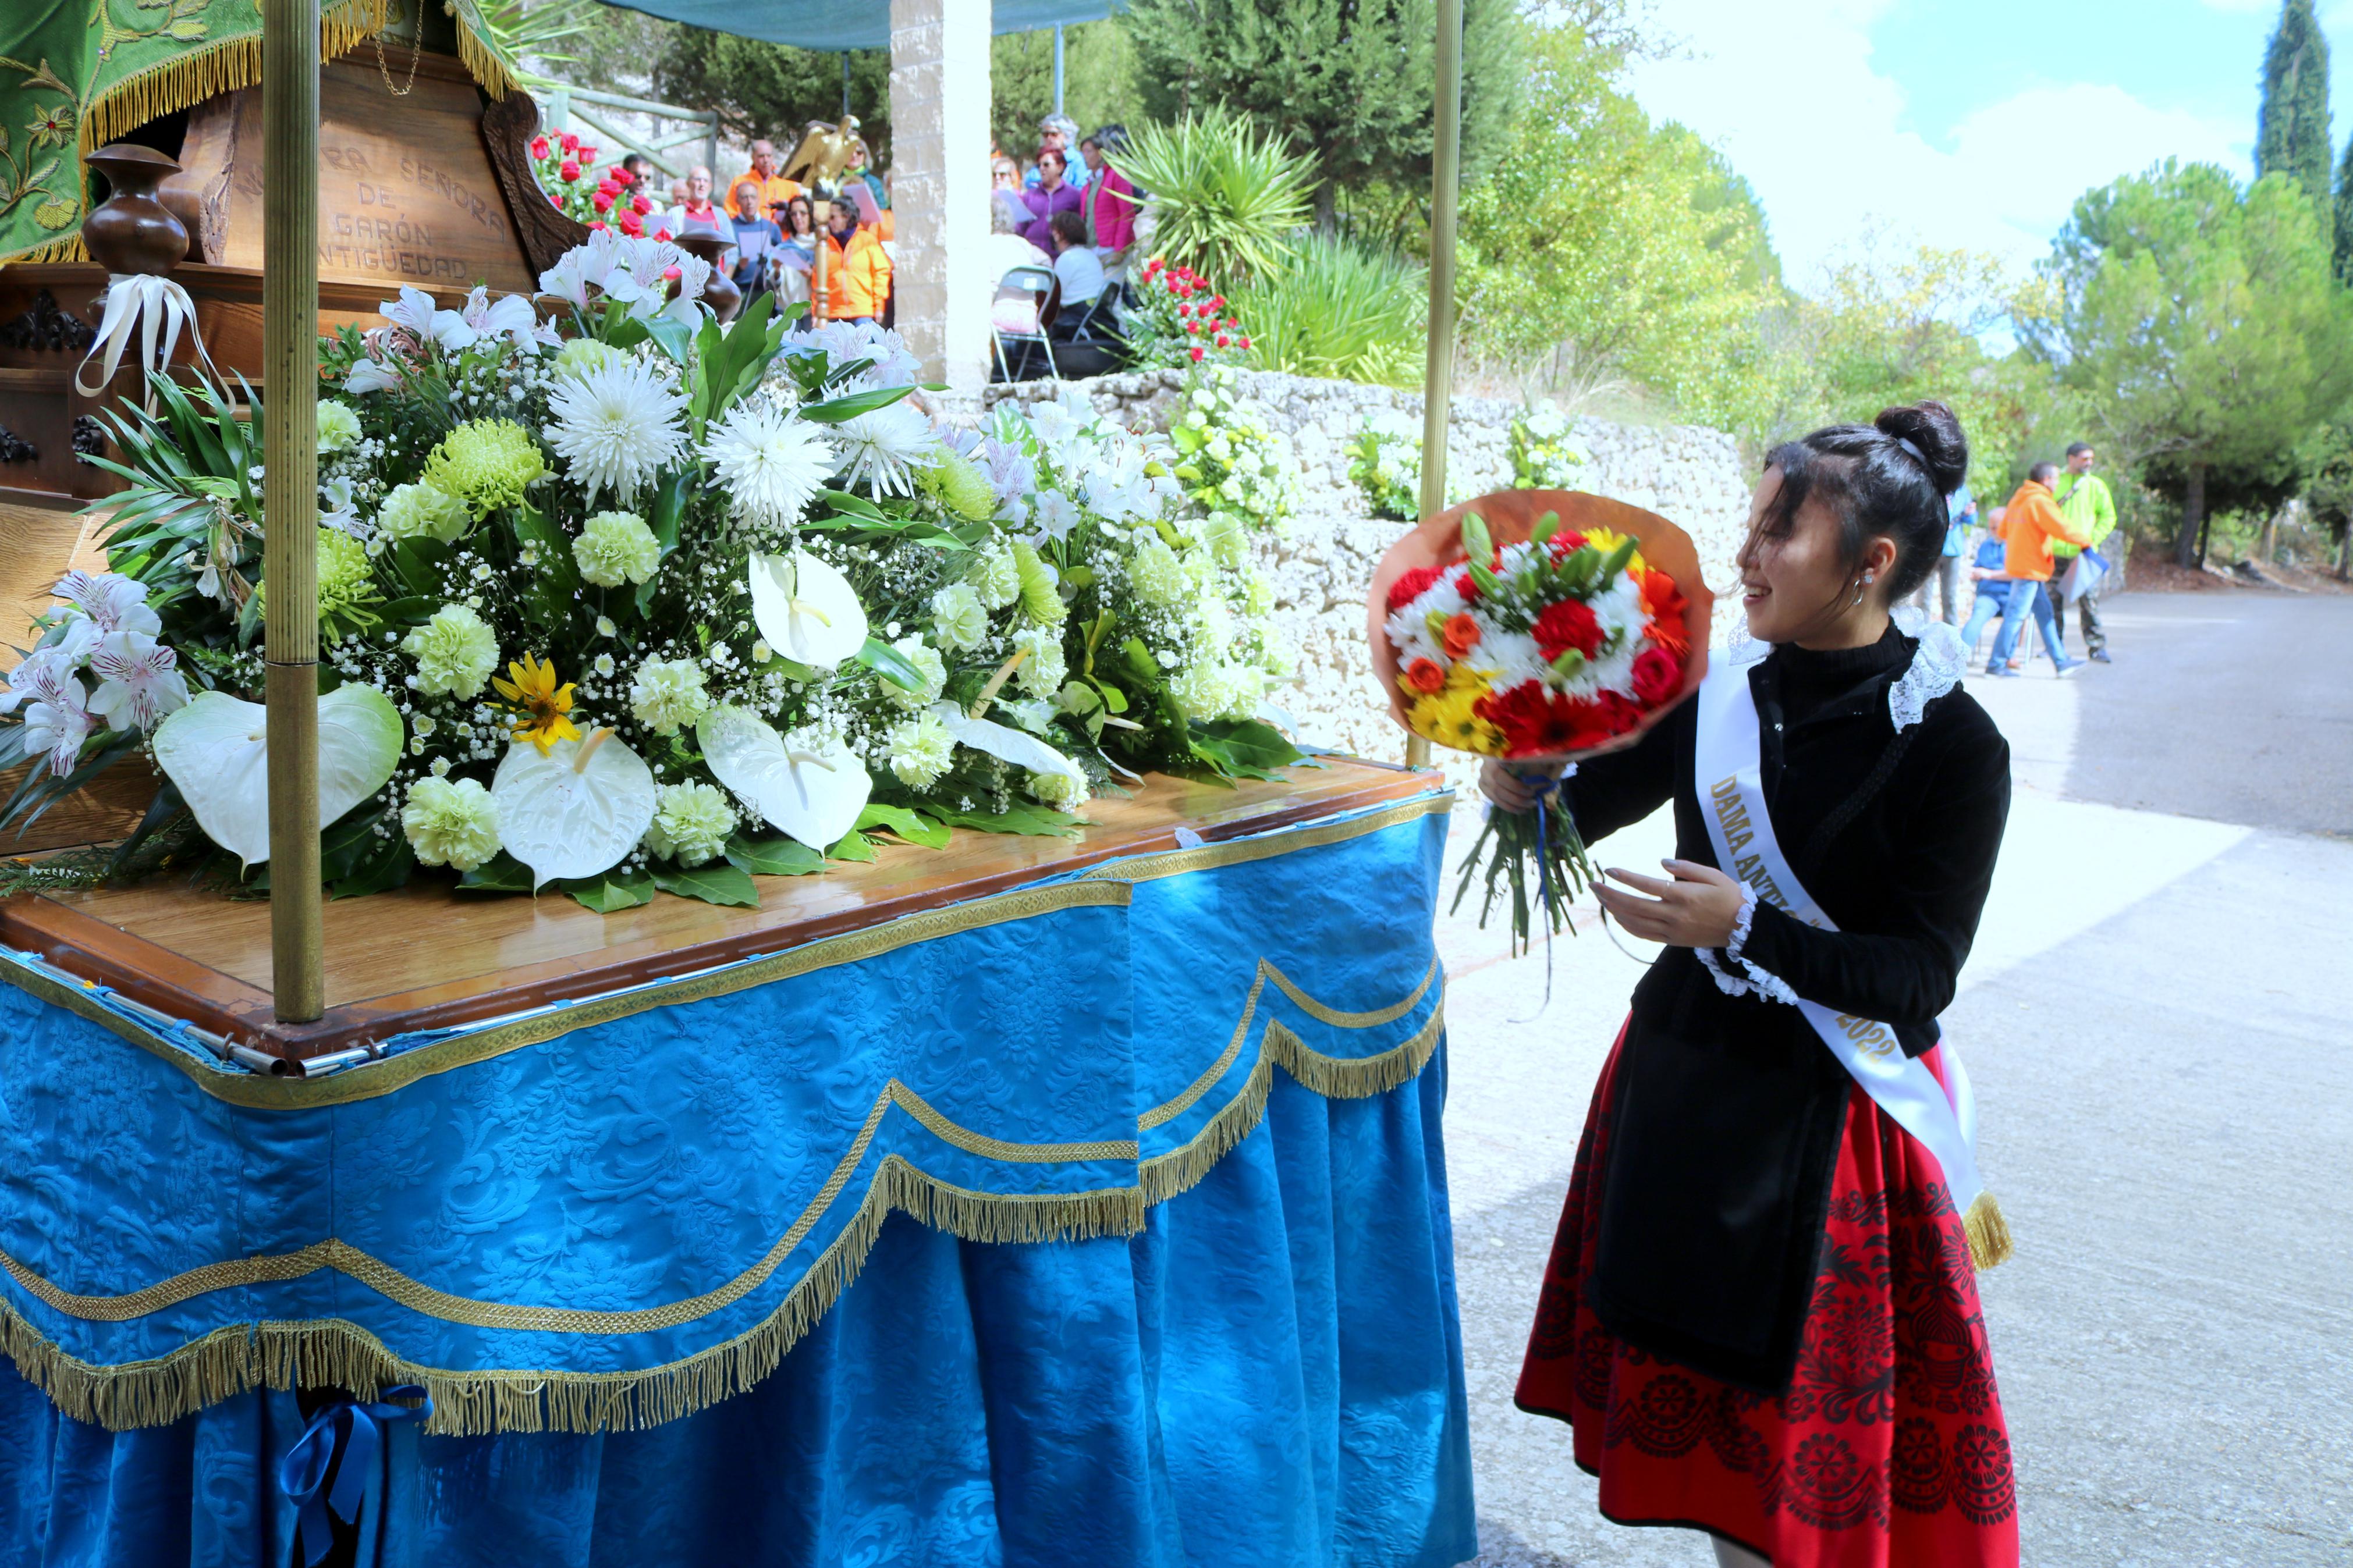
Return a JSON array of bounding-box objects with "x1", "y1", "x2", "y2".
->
[
  {"x1": 1963, "y1": 1190, "x2": 2014, "y2": 1271},
  {"x1": 452, "y1": 15, "x2": 517, "y2": 101}
]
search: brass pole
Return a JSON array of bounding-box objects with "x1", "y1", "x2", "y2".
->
[
  {"x1": 1410, "y1": 0, "x2": 1464, "y2": 771},
  {"x1": 811, "y1": 195, "x2": 831, "y2": 324},
  {"x1": 264, "y1": 0, "x2": 324, "y2": 1021}
]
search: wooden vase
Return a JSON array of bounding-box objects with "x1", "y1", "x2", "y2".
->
[
  {"x1": 673, "y1": 233, "x2": 741, "y2": 323},
  {"x1": 81, "y1": 144, "x2": 189, "y2": 276}
]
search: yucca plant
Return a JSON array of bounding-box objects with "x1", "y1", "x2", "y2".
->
[
  {"x1": 1234, "y1": 233, "x2": 1426, "y2": 386},
  {"x1": 1116, "y1": 108, "x2": 1316, "y2": 285}
]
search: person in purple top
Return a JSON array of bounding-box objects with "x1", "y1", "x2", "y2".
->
[{"x1": 1021, "y1": 148, "x2": 1083, "y2": 254}]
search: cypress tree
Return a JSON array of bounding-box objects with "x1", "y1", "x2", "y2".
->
[
  {"x1": 2336, "y1": 133, "x2": 2353, "y2": 283},
  {"x1": 2256, "y1": 0, "x2": 2334, "y2": 201}
]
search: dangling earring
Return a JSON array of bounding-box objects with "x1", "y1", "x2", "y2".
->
[{"x1": 1852, "y1": 573, "x2": 1872, "y2": 607}]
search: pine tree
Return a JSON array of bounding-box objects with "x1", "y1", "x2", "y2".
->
[{"x1": 2257, "y1": 0, "x2": 2333, "y2": 201}]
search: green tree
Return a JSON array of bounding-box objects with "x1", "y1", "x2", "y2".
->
[
  {"x1": 2256, "y1": 0, "x2": 2333, "y2": 201},
  {"x1": 990, "y1": 23, "x2": 1138, "y2": 159},
  {"x1": 648, "y1": 33, "x2": 895, "y2": 166},
  {"x1": 2038, "y1": 161, "x2": 2353, "y2": 566},
  {"x1": 2333, "y1": 130, "x2": 2353, "y2": 283},
  {"x1": 1124, "y1": 0, "x2": 1522, "y2": 227}
]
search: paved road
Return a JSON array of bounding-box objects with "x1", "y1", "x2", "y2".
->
[{"x1": 1441, "y1": 589, "x2": 2353, "y2": 1566}]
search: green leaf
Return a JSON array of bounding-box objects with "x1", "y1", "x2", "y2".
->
[
  {"x1": 386, "y1": 538, "x2": 453, "y2": 598},
  {"x1": 856, "y1": 635, "x2": 927, "y2": 692},
  {"x1": 1122, "y1": 637, "x2": 1162, "y2": 686},
  {"x1": 457, "y1": 852, "x2": 536, "y2": 893},
  {"x1": 855, "y1": 803, "x2": 950, "y2": 849},
  {"x1": 331, "y1": 835, "x2": 416, "y2": 900},
  {"x1": 563, "y1": 867, "x2": 656, "y2": 912},
  {"x1": 643, "y1": 312, "x2": 696, "y2": 367},
  {"x1": 636, "y1": 470, "x2": 691, "y2": 614},
  {"x1": 377, "y1": 595, "x2": 437, "y2": 628},
  {"x1": 824, "y1": 830, "x2": 878, "y2": 862},
  {"x1": 1191, "y1": 717, "x2": 1304, "y2": 776},
  {"x1": 924, "y1": 802, "x2": 1087, "y2": 838},
  {"x1": 512, "y1": 504, "x2": 582, "y2": 625},
  {"x1": 318, "y1": 805, "x2": 386, "y2": 881},
  {"x1": 1096, "y1": 681, "x2": 1128, "y2": 713},
  {"x1": 816, "y1": 488, "x2": 890, "y2": 521},
  {"x1": 1460, "y1": 510, "x2": 1493, "y2": 564},
  {"x1": 723, "y1": 832, "x2": 826, "y2": 877},
  {"x1": 799, "y1": 383, "x2": 917, "y2": 424},
  {"x1": 652, "y1": 862, "x2": 761, "y2": 907}
]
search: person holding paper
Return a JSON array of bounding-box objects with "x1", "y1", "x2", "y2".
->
[
  {"x1": 2051, "y1": 440, "x2": 2117, "y2": 662},
  {"x1": 1492, "y1": 401, "x2": 2019, "y2": 1568}
]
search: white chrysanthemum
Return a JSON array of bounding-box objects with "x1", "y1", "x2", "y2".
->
[
  {"x1": 1010, "y1": 626, "x2": 1067, "y2": 698},
  {"x1": 629, "y1": 654, "x2": 711, "y2": 735},
  {"x1": 315, "y1": 400, "x2": 361, "y2": 454},
  {"x1": 968, "y1": 541, "x2": 1021, "y2": 610},
  {"x1": 832, "y1": 401, "x2": 940, "y2": 497},
  {"x1": 1128, "y1": 538, "x2": 1186, "y2": 606},
  {"x1": 402, "y1": 776, "x2": 501, "y2": 872},
  {"x1": 402, "y1": 603, "x2": 500, "y2": 699},
  {"x1": 930, "y1": 582, "x2": 988, "y2": 652},
  {"x1": 546, "y1": 357, "x2": 688, "y2": 504},
  {"x1": 1189, "y1": 594, "x2": 1233, "y2": 657},
  {"x1": 704, "y1": 400, "x2": 836, "y2": 529},
  {"x1": 1172, "y1": 661, "x2": 1265, "y2": 723},
  {"x1": 885, "y1": 710, "x2": 956, "y2": 788},
  {"x1": 885, "y1": 635, "x2": 946, "y2": 708},
  {"x1": 1025, "y1": 767, "x2": 1089, "y2": 811},
  {"x1": 642, "y1": 781, "x2": 737, "y2": 867}
]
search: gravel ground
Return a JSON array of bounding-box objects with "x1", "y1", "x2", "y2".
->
[{"x1": 1438, "y1": 593, "x2": 2353, "y2": 1566}]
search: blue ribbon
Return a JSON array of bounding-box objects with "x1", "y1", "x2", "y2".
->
[{"x1": 278, "y1": 1386, "x2": 431, "y2": 1568}]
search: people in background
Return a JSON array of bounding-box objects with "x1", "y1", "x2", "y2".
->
[
  {"x1": 779, "y1": 194, "x2": 819, "y2": 268},
  {"x1": 817, "y1": 202, "x2": 892, "y2": 325},
  {"x1": 1910, "y1": 481, "x2": 1971, "y2": 624},
  {"x1": 1025, "y1": 115, "x2": 1090, "y2": 191},
  {"x1": 989, "y1": 190, "x2": 1053, "y2": 338},
  {"x1": 1078, "y1": 125, "x2": 1137, "y2": 281},
  {"x1": 659, "y1": 176, "x2": 690, "y2": 237},
  {"x1": 1985, "y1": 463, "x2": 2090, "y2": 678},
  {"x1": 668, "y1": 165, "x2": 724, "y2": 238},
  {"x1": 844, "y1": 141, "x2": 890, "y2": 216},
  {"x1": 1957, "y1": 507, "x2": 2015, "y2": 657},
  {"x1": 729, "y1": 139, "x2": 802, "y2": 221},
  {"x1": 1046, "y1": 209, "x2": 1105, "y2": 315},
  {"x1": 728, "y1": 177, "x2": 784, "y2": 298},
  {"x1": 620, "y1": 153, "x2": 653, "y2": 188},
  {"x1": 1021, "y1": 148, "x2": 1083, "y2": 253},
  {"x1": 992, "y1": 154, "x2": 1021, "y2": 191},
  {"x1": 2050, "y1": 440, "x2": 2118, "y2": 663}
]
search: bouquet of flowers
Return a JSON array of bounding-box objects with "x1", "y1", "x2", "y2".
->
[
  {"x1": 1163, "y1": 366, "x2": 1296, "y2": 533},
  {"x1": 1348, "y1": 409, "x2": 1430, "y2": 522},
  {"x1": 528, "y1": 130, "x2": 619, "y2": 226},
  {"x1": 1508, "y1": 402, "x2": 1585, "y2": 490},
  {"x1": 1368, "y1": 490, "x2": 1710, "y2": 950},
  {"x1": 1122, "y1": 257, "x2": 1251, "y2": 369}
]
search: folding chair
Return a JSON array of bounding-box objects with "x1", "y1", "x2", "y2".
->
[
  {"x1": 992, "y1": 265, "x2": 1059, "y2": 382},
  {"x1": 1049, "y1": 289, "x2": 1129, "y2": 379}
]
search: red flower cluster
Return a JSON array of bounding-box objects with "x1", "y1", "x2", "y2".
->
[
  {"x1": 1385, "y1": 563, "x2": 1446, "y2": 610},
  {"x1": 531, "y1": 132, "x2": 611, "y2": 226},
  {"x1": 1137, "y1": 257, "x2": 1253, "y2": 363},
  {"x1": 1531, "y1": 598, "x2": 1602, "y2": 660},
  {"x1": 1474, "y1": 683, "x2": 1646, "y2": 757}
]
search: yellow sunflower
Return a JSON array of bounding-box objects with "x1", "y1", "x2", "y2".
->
[{"x1": 491, "y1": 653, "x2": 581, "y2": 754}]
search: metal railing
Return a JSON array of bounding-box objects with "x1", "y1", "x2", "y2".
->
[{"x1": 542, "y1": 87, "x2": 720, "y2": 183}]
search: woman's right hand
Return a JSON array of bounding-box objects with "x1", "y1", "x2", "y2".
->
[{"x1": 1480, "y1": 759, "x2": 1564, "y2": 815}]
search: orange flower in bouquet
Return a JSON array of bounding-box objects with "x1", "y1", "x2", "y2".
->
[{"x1": 1366, "y1": 490, "x2": 1713, "y2": 948}]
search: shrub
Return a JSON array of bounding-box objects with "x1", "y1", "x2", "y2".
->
[
  {"x1": 1234, "y1": 233, "x2": 1424, "y2": 387},
  {"x1": 1509, "y1": 403, "x2": 1586, "y2": 490},
  {"x1": 1115, "y1": 108, "x2": 1315, "y2": 283},
  {"x1": 1124, "y1": 258, "x2": 1252, "y2": 370}
]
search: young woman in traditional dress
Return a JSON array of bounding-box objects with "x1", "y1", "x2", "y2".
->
[{"x1": 1492, "y1": 401, "x2": 2019, "y2": 1568}]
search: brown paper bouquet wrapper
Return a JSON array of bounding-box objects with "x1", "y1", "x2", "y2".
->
[{"x1": 1364, "y1": 489, "x2": 1717, "y2": 760}]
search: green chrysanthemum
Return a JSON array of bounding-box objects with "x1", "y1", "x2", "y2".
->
[
  {"x1": 375, "y1": 481, "x2": 471, "y2": 545},
  {"x1": 1012, "y1": 541, "x2": 1065, "y2": 626},
  {"x1": 922, "y1": 451, "x2": 999, "y2": 523},
  {"x1": 968, "y1": 541, "x2": 1020, "y2": 610},
  {"x1": 259, "y1": 527, "x2": 381, "y2": 636},
  {"x1": 421, "y1": 419, "x2": 546, "y2": 518}
]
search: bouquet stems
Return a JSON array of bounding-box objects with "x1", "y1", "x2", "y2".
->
[{"x1": 1450, "y1": 778, "x2": 1597, "y2": 954}]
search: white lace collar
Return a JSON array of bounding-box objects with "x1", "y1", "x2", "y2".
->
[{"x1": 1722, "y1": 607, "x2": 1964, "y2": 734}]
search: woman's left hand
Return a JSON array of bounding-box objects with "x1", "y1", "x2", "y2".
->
[{"x1": 1593, "y1": 860, "x2": 1746, "y2": 949}]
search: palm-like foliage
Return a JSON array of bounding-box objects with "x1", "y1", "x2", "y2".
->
[
  {"x1": 1116, "y1": 108, "x2": 1315, "y2": 284},
  {"x1": 1234, "y1": 234, "x2": 1425, "y2": 386}
]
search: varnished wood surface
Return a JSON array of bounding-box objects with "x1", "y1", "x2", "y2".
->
[{"x1": 0, "y1": 761, "x2": 1441, "y2": 1060}]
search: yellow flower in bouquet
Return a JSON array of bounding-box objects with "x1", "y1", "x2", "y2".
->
[
  {"x1": 1407, "y1": 664, "x2": 1503, "y2": 753},
  {"x1": 492, "y1": 653, "x2": 581, "y2": 753}
]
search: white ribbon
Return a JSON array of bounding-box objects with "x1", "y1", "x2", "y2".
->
[
  {"x1": 72, "y1": 273, "x2": 219, "y2": 408},
  {"x1": 1691, "y1": 646, "x2": 1986, "y2": 1217}
]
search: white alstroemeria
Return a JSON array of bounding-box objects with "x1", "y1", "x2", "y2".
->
[
  {"x1": 704, "y1": 400, "x2": 836, "y2": 530},
  {"x1": 53, "y1": 570, "x2": 159, "y2": 637},
  {"x1": 805, "y1": 319, "x2": 921, "y2": 389},
  {"x1": 317, "y1": 476, "x2": 366, "y2": 539},
  {"x1": 1026, "y1": 397, "x2": 1085, "y2": 452},
  {"x1": 344, "y1": 355, "x2": 403, "y2": 395},
  {"x1": 1031, "y1": 489, "x2": 1081, "y2": 543},
  {"x1": 624, "y1": 236, "x2": 711, "y2": 326},
  {"x1": 696, "y1": 705, "x2": 872, "y2": 852},
  {"x1": 84, "y1": 630, "x2": 190, "y2": 732},
  {"x1": 831, "y1": 401, "x2": 939, "y2": 497},
  {"x1": 380, "y1": 285, "x2": 440, "y2": 350},
  {"x1": 432, "y1": 285, "x2": 540, "y2": 351},
  {"x1": 21, "y1": 694, "x2": 92, "y2": 778},
  {"x1": 927, "y1": 702, "x2": 1085, "y2": 786},
  {"x1": 538, "y1": 229, "x2": 624, "y2": 309},
  {"x1": 150, "y1": 685, "x2": 402, "y2": 867},
  {"x1": 490, "y1": 727, "x2": 658, "y2": 887},
  {"x1": 546, "y1": 357, "x2": 689, "y2": 504},
  {"x1": 0, "y1": 646, "x2": 81, "y2": 716},
  {"x1": 747, "y1": 550, "x2": 868, "y2": 669}
]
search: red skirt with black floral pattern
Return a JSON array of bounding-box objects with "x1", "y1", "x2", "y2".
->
[{"x1": 1516, "y1": 1031, "x2": 2020, "y2": 1568}]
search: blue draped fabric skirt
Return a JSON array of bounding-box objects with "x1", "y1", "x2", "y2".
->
[{"x1": 0, "y1": 1059, "x2": 1475, "y2": 1568}]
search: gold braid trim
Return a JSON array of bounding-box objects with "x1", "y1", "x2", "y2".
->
[{"x1": 1081, "y1": 792, "x2": 1451, "y2": 887}]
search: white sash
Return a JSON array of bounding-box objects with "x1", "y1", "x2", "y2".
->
[{"x1": 1693, "y1": 643, "x2": 2008, "y2": 1264}]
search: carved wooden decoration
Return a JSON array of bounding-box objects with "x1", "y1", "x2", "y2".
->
[
  {"x1": 480, "y1": 90, "x2": 593, "y2": 278},
  {"x1": 0, "y1": 428, "x2": 33, "y2": 464},
  {"x1": 0, "y1": 290, "x2": 97, "y2": 353}
]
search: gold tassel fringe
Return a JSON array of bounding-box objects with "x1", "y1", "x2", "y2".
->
[
  {"x1": 1963, "y1": 1190, "x2": 2014, "y2": 1271},
  {"x1": 452, "y1": 17, "x2": 517, "y2": 102},
  {"x1": 76, "y1": 0, "x2": 389, "y2": 161}
]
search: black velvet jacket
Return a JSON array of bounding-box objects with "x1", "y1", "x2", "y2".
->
[{"x1": 1564, "y1": 627, "x2": 2010, "y2": 1392}]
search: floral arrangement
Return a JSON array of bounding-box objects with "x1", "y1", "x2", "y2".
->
[
  {"x1": 1163, "y1": 367, "x2": 1297, "y2": 535},
  {"x1": 1123, "y1": 257, "x2": 1252, "y2": 369},
  {"x1": 1378, "y1": 507, "x2": 1691, "y2": 947},
  {"x1": 1348, "y1": 409, "x2": 1425, "y2": 521},
  {"x1": 1509, "y1": 402, "x2": 1585, "y2": 490},
  {"x1": 527, "y1": 130, "x2": 627, "y2": 227},
  {"x1": 0, "y1": 236, "x2": 1302, "y2": 910}
]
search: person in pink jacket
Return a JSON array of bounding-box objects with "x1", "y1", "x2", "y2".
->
[{"x1": 1079, "y1": 125, "x2": 1140, "y2": 280}]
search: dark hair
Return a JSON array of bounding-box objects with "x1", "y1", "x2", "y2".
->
[
  {"x1": 785, "y1": 194, "x2": 814, "y2": 234},
  {"x1": 2029, "y1": 460, "x2": 2060, "y2": 483},
  {"x1": 2064, "y1": 441, "x2": 2093, "y2": 458},
  {"x1": 1048, "y1": 209, "x2": 1087, "y2": 247},
  {"x1": 1759, "y1": 400, "x2": 1969, "y2": 604},
  {"x1": 1087, "y1": 123, "x2": 1129, "y2": 157}
]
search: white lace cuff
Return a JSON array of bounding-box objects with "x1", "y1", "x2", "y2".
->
[
  {"x1": 1735, "y1": 953, "x2": 1804, "y2": 1008},
  {"x1": 1696, "y1": 947, "x2": 1754, "y2": 998},
  {"x1": 1725, "y1": 894, "x2": 1803, "y2": 1007},
  {"x1": 1723, "y1": 880, "x2": 1760, "y2": 963}
]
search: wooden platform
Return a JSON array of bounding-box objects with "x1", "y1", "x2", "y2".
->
[{"x1": 0, "y1": 761, "x2": 1440, "y2": 1064}]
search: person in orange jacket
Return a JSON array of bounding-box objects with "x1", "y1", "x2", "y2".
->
[
  {"x1": 815, "y1": 204, "x2": 891, "y2": 323},
  {"x1": 1985, "y1": 463, "x2": 2092, "y2": 677}
]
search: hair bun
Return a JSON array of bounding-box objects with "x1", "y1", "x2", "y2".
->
[{"x1": 1875, "y1": 401, "x2": 1969, "y2": 497}]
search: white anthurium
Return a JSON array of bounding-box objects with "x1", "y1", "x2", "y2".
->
[
  {"x1": 150, "y1": 685, "x2": 403, "y2": 869},
  {"x1": 697, "y1": 705, "x2": 872, "y2": 851},
  {"x1": 747, "y1": 550, "x2": 868, "y2": 670},
  {"x1": 928, "y1": 702, "x2": 1085, "y2": 785},
  {"x1": 491, "y1": 727, "x2": 658, "y2": 888}
]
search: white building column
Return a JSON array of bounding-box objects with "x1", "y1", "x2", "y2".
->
[{"x1": 889, "y1": 0, "x2": 990, "y2": 400}]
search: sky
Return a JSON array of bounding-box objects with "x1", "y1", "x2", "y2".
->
[{"x1": 1625, "y1": 0, "x2": 2353, "y2": 287}]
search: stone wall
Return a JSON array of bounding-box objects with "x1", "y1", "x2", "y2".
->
[{"x1": 985, "y1": 369, "x2": 1754, "y2": 784}]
